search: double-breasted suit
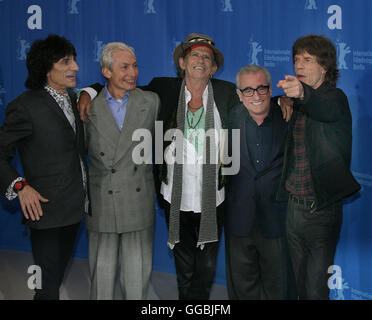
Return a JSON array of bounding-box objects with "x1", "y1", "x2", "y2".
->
[
  {"x1": 86, "y1": 88, "x2": 159, "y2": 233},
  {"x1": 85, "y1": 87, "x2": 159, "y2": 299}
]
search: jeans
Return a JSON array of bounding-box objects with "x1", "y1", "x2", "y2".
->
[
  {"x1": 164, "y1": 202, "x2": 224, "y2": 300},
  {"x1": 286, "y1": 195, "x2": 342, "y2": 299}
]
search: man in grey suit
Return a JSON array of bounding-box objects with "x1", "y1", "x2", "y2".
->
[{"x1": 85, "y1": 42, "x2": 160, "y2": 300}]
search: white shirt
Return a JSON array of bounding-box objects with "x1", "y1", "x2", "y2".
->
[{"x1": 160, "y1": 85, "x2": 225, "y2": 212}]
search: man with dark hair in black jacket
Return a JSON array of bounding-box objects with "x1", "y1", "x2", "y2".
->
[
  {"x1": 277, "y1": 34, "x2": 360, "y2": 300},
  {"x1": 0, "y1": 34, "x2": 87, "y2": 300}
]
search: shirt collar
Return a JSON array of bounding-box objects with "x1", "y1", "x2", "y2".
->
[
  {"x1": 104, "y1": 84, "x2": 130, "y2": 102},
  {"x1": 44, "y1": 85, "x2": 70, "y2": 106},
  {"x1": 44, "y1": 85, "x2": 69, "y2": 98},
  {"x1": 315, "y1": 81, "x2": 329, "y2": 92},
  {"x1": 184, "y1": 84, "x2": 209, "y2": 114}
]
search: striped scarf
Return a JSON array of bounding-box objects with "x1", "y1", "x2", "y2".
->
[{"x1": 167, "y1": 79, "x2": 218, "y2": 249}]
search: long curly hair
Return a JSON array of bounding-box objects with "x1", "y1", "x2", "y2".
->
[
  {"x1": 292, "y1": 34, "x2": 339, "y2": 87},
  {"x1": 25, "y1": 34, "x2": 77, "y2": 90}
]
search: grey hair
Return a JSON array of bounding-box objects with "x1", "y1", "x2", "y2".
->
[
  {"x1": 100, "y1": 42, "x2": 136, "y2": 71},
  {"x1": 235, "y1": 65, "x2": 272, "y2": 89}
]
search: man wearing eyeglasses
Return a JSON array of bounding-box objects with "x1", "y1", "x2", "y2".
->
[{"x1": 225, "y1": 65, "x2": 295, "y2": 299}]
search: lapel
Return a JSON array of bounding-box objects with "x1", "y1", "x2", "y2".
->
[
  {"x1": 212, "y1": 80, "x2": 227, "y2": 128},
  {"x1": 234, "y1": 104, "x2": 257, "y2": 176},
  {"x1": 268, "y1": 101, "x2": 287, "y2": 162},
  {"x1": 89, "y1": 89, "x2": 121, "y2": 151},
  {"x1": 113, "y1": 88, "x2": 149, "y2": 164},
  {"x1": 163, "y1": 79, "x2": 182, "y2": 132},
  {"x1": 68, "y1": 90, "x2": 84, "y2": 152},
  {"x1": 41, "y1": 89, "x2": 76, "y2": 137}
]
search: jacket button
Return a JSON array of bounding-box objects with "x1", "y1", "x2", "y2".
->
[
  {"x1": 108, "y1": 190, "x2": 113, "y2": 195},
  {"x1": 100, "y1": 152, "x2": 105, "y2": 156},
  {"x1": 136, "y1": 187, "x2": 141, "y2": 192},
  {"x1": 134, "y1": 166, "x2": 137, "y2": 172},
  {"x1": 111, "y1": 169, "x2": 116, "y2": 173}
]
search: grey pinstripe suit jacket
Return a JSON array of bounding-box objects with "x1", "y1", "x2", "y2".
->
[{"x1": 85, "y1": 88, "x2": 160, "y2": 233}]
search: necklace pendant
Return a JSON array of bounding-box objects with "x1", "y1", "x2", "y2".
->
[{"x1": 188, "y1": 131, "x2": 194, "y2": 144}]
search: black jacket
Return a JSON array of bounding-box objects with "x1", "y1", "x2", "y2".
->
[
  {"x1": 226, "y1": 100, "x2": 288, "y2": 238},
  {"x1": 276, "y1": 82, "x2": 361, "y2": 212},
  {"x1": 0, "y1": 89, "x2": 87, "y2": 229},
  {"x1": 143, "y1": 77, "x2": 239, "y2": 189}
]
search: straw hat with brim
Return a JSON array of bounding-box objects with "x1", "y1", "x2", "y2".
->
[{"x1": 173, "y1": 33, "x2": 224, "y2": 70}]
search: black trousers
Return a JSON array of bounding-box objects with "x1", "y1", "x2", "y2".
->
[
  {"x1": 286, "y1": 195, "x2": 343, "y2": 300},
  {"x1": 29, "y1": 223, "x2": 80, "y2": 300},
  {"x1": 164, "y1": 202, "x2": 224, "y2": 300},
  {"x1": 225, "y1": 220, "x2": 296, "y2": 300}
]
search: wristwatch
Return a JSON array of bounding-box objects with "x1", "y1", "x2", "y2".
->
[{"x1": 13, "y1": 179, "x2": 29, "y2": 193}]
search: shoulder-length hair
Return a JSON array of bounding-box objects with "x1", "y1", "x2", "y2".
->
[
  {"x1": 292, "y1": 34, "x2": 339, "y2": 87},
  {"x1": 25, "y1": 34, "x2": 77, "y2": 90}
]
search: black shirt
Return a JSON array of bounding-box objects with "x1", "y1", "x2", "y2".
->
[{"x1": 244, "y1": 105, "x2": 273, "y2": 172}]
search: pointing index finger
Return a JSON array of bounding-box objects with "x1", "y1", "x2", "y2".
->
[
  {"x1": 284, "y1": 75, "x2": 297, "y2": 81},
  {"x1": 277, "y1": 79, "x2": 287, "y2": 88}
]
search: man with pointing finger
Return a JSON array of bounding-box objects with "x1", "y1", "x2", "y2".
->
[
  {"x1": 0, "y1": 35, "x2": 87, "y2": 300},
  {"x1": 276, "y1": 34, "x2": 360, "y2": 299}
]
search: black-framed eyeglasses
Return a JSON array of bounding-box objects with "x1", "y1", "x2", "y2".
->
[{"x1": 239, "y1": 85, "x2": 270, "y2": 97}]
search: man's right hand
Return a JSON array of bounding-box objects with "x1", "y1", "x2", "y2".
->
[
  {"x1": 78, "y1": 91, "x2": 92, "y2": 123},
  {"x1": 18, "y1": 185, "x2": 49, "y2": 221}
]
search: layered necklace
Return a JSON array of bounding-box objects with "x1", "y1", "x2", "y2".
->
[{"x1": 186, "y1": 105, "x2": 204, "y2": 145}]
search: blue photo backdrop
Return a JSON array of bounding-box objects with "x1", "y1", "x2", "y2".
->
[{"x1": 0, "y1": 0, "x2": 371, "y2": 300}]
